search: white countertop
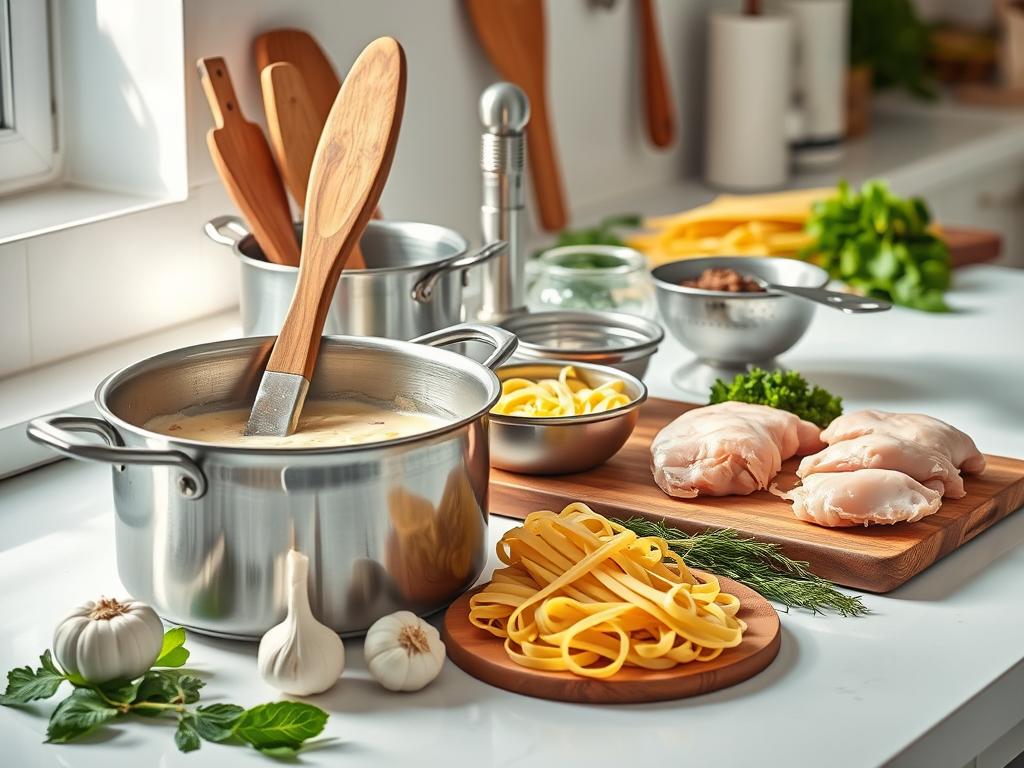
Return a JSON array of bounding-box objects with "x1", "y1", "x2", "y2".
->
[{"x1": 2, "y1": 265, "x2": 1023, "y2": 767}]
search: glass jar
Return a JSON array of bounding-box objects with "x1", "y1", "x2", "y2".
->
[{"x1": 526, "y1": 245, "x2": 657, "y2": 318}]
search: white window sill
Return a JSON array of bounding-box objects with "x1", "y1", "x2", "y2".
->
[
  {"x1": 0, "y1": 309, "x2": 242, "y2": 479},
  {"x1": 0, "y1": 184, "x2": 187, "y2": 245}
]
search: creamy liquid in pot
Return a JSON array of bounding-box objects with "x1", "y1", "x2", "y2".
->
[{"x1": 144, "y1": 399, "x2": 446, "y2": 449}]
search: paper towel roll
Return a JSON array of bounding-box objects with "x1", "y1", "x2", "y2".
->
[
  {"x1": 705, "y1": 12, "x2": 792, "y2": 191},
  {"x1": 787, "y1": 0, "x2": 848, "y2": 152}
]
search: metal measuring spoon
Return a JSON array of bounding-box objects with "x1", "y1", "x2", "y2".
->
[{"x1": 742, "y1": 272, "x2": 892, "y2": 314}]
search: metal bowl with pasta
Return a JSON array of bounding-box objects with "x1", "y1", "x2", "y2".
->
[{"x1": 488, "y1": 361, "x2": 647, "y2": 475}]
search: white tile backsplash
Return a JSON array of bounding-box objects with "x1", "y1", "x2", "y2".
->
[
  {"x1": 0, "y1": 242, "x2": 31, "y2": 377},
  {"x1": 26, "y1": 186, "x2": 238, "y2": 366}
]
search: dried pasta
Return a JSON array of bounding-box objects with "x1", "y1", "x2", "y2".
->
[
  {"x1": 491, "y1": 366, "x2": 630, "y2": 418},
  {"x1": 468, "y1": 503, "x2": 746, "y2": 679}
]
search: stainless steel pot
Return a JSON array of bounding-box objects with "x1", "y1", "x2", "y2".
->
[
  {"x1": 204, "y1": 216, "x2": 504, "y2": 340},
  {"x1": 27, "y1": 324, "x2": 517, "y2": 640}
]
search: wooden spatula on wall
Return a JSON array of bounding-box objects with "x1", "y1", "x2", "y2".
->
[
  {"x1": 198, "y1": 57, "x2": 300, "y2": 267},
  {"x1": 254, "y1": 28, "x2": 340, "y2": 120},
  {"x1": 465, "y1": 0, "x2": 568, "y2": 232},
  {"x1": 245, "y1": 37, "x2": 407, "y2": 438},
  {"x1": 638, "y1": 0, "x2": 676, "y2": 149}
]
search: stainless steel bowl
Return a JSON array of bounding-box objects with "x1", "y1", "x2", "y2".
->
[
  {"x1": 489, "y1": 361, "x2": 646, "y2": 475},
  {"x1": 27, "y1": 325, "x2": 517, "y2": 639},
  {"x1": 498, "y1": 310, "x2": 664, "y2": 379},
  {"x1": 651, "y1": 256, "x2": 829, "y2": 391},
  {"x1": 205, "y1": 216, "x2": 501, "y2": 340}
]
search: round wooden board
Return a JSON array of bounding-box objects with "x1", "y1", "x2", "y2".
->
[{"x1": 442, "y1": 572, "x2": 781, "y2": 704}]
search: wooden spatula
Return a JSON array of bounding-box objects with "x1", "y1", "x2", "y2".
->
[
  {"x1": 260, "y1": 61, "x2": 367, "y2": 268},
  {"x1": 254, "y1": 28, "x2": 340, "y2": 121},
  {"x1": 638, "y1": 0, "x2": 676, "y2": 149},
  {"x1": 198, "y1": 57, "x2": 299, "y2": 267},
  {"x1": 465, "y1": 0, "x2": 568, "y2": 232},
  {"x1": 244, "y1": 37, "x2": 407, "y2": 437}
]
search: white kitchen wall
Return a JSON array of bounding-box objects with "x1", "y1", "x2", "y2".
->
[{"x1": 0, "y1": 0, "x2": 723, "y2": 377}]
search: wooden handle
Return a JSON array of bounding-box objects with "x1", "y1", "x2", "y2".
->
[
  {"x1": 198, "y1": 57, "x2": 300, "y2": 267},
  {"x1": 198, "y1": 57, "x2": 242, "y2": 128},
  {"x1": 638, "y1": 0, "x2": 676, "y2": 149},
  {"x1": 261, "y1": 62, "x2": 322, "y2": 209},
  {"x1": 526, "y1": 98, "x2": 568, "y2": 232},
  {"x1": 266, "y1": 37, "x2": 406, "y2": 380}
]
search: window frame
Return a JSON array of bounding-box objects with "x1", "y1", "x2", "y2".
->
[{"x1": 0, "y1": 0, "x2": 58, "y2": 193}]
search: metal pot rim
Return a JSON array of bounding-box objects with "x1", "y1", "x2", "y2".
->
[
  {"x1": 235, "y1": 220, "x2": 470, "y2": 277},
  {"x1": 499, "y1": 310, "x2": 664, "y2": 357},
  {"x1": 93, "y1": 334, "x2": 504, "y2": 456}
]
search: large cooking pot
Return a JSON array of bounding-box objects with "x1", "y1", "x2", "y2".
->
[
  {"x1": 204, "y1": 216, "x2": 504, "y2": 339},
  {"x1": 27, "y1": 324, "x2": 517, "y2": 639}
]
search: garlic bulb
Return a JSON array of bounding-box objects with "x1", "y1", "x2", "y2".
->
[
  {"x1": 364, "y1": 611, "x2": 445, "y2": 692},
  {"x1": 53, "y1": 597, "x2": 164, "y2": 683},
  {"x1": 258, "y1": 550, "x2": 344, "y2": 696}
]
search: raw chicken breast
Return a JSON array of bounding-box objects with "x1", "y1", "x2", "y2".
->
[
  {"x1": 821, "y1": 410, "x2": 986, "y2": 474},
  {"x1": 651, "y1": 402, "x2": 824, "y2": 498},
  {"x1": 797, "y1": 433, "x2": 966, "y2": 498},
  {"x1": 773, "y1": 469, "x2": 943, "y2": 527}
]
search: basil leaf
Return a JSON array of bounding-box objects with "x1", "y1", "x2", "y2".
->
[
  {"x1": 175, "y1": 716, "x2": 202, "y2": 753},
  {"x1": 235, "y1": 701, "x2": 328, "y2": 752},
  {"x1": 193, "y1": 703, "x2": 245, "y2": 743},
  {"x1": 46, "y1": 688, "x2": 119, "y2": 743},
  {"x1": 0, "y1": 651, "x2": 66, "y2": 705},
  {"x1": 97, "y1": 677, "x2": 142, "y2": 706},
  {"x1": 134, "y1": 670, "x2": 204, "y2": 706},
  {"x1": 154, "y1": 627, "x2": 189, "y2": 668}
]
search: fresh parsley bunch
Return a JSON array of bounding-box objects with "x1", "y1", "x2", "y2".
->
[
  {"x1": 709, "y1": 368, "x2": 842, "y2": 429},
  {"x1": 0, "y1": 628, "x2": 328, "y2": 758},
  {"x1": 802, "y1": 179, "x2": 951, "y2": 312}
]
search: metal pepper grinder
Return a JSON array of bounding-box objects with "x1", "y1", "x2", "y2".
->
[{"x1": 478, "y1": 82, "x2": 530, "y2": 321}]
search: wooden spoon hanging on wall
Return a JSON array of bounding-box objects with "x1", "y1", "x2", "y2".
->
[
  {"x1": 198, "y1": 57, "x2": 300, "y2": 267},
  {"x1": 465, "y1": 0, "x2": 568, "y2": 232},
  {"x1": 638, "y1": 0, "x2": 676, "y2": 148}
]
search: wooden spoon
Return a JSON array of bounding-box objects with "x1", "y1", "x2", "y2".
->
[
  {"x1": 638, "y1": 0, "x2": 676, "y2": 149},
  {"x1": 465, "y1": 0, "x2": 568, "y2": 232},
  {"x1": 198, "y1": 57, "x2": 299, "y2": 267},
  {"x1": 245, "y1": 37, "x2": 406, "y2": 437},
  {"x1": 261, "y1": 62, "x2": 367, "y2": 268}
]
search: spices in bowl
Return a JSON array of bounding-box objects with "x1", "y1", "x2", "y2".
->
[{"x1": 681, "y1": 267, "x2": 765, "y2": 293}]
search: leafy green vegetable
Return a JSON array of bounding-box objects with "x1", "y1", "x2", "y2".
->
[
  {"x1": 802, "y1": 179, "x2": 951, "y2": 311},
  {"x1": 615, "y1": 518, "x2": 868, "y2": 617},
  {"x1": 0, "y1": 652, "x2": 66, "y2": 704},
  {"x1": 1, "y1": 627, "x2": 330, "y2": 758},
  {"x1": 709, "y1": 368, "x2": 842, "y2": 428},
  {"x1": 154, "y1": 626, "x2": 189, "y2": 668},
  {"x1": 536, "y1": 213, "x2": 641, "y2": 257},
  {"x1": 850, "y1": 0, "x2": 936, "y2": 99},
  {"x1": 236, "y1": 701, "x2": 329, "y2": 756}
]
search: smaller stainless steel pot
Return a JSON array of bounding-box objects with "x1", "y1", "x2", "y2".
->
[
  {"x1": 489, "y1": 361, "x2": 647, "y2": 475},
  {"x1": 205, "y1": 216, "x2": 504, "y2": 340},
  {"x1": 499, "y1": 310, "x2": 664, "y2": 379}
]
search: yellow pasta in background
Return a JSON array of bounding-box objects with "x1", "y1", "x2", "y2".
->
[
  {"x1": 468, "y1": 503, "x2": 746, "y2": 679},
  {"x1": 491, "y1": 366, "x2": 630, "y2": 418}
]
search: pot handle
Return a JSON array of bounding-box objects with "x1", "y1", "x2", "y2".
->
[
  {"x1": 411, "y1": 323, "x2": 518, "y2": 370},
  {"x1": 203, "y1": 215, "x2": 251, "y2": 248},
  {"x1": 411, "y1": 240, "x2": 507, "y2": 303},
  {"x1": 26, "y1": 414, "x2": 208, "y2": 500}
]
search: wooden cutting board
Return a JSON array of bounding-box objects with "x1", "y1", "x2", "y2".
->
[
  {"x1": 443, "y1": 573, "x2": 780, "y2": 704},
  {"x1": 489, "y1": 398, "x2": 1024, "y2": 593}
]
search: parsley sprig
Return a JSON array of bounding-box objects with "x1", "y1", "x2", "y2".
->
[{"x1": 0, "y1": 629, "x2": 328, "y2": 757}]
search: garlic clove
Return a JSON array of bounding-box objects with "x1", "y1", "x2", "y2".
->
[
  {"x1": 258, "y1": 550, "x2": 344, "y2": 696},
  {"x1": 364, "y1": 610, "x2": 445, "y2": 692}
]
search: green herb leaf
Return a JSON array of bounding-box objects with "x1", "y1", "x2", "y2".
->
[
  {"x1": 154, "y1": 627, "x2": 189, "y2": 668},
  {"x1": 0, "y1": 651, "x2": 67, "y2": 705},
  {"x1": 175, "y1": 716, "x2": 202, "y2": 753},
  {"x1": 708, "y1": 368, "x2": 842, "y2": 428},
  {"x1": 134, "y1": 670, "x2": 204, "y2": 706},
  {"x1": 96, "y1": 677, "x2": 142, "y2": 706},
  {"x1": 236, "y1": 701, "x2": 328, "y2": 754},
  {"x1": 616, "y1": 518, "x2": 869, "y2": 617},
  {"x1": 46, "y1": 688, "x2": 119, "y2": 743},
  {"x1": 193, "y1": 703, "x2": 245, "y2": 743}
]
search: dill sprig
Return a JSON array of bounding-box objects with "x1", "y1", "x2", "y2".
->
[{"x1": 615, "y1": 517, "x2": 869, "y2": 617}]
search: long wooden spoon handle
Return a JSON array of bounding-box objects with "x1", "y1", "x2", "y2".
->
[
  {"x1": 638, "y1": 0, "x2": 676, "y2": 149},
  {"x1": 198, "y1": 57, "x2": 242, "y2": 128},
  {"x1": 526, "y1": 98, "x2": 568, "y2": 232},
  {"x1": 266, "y1": 37, "x2": 406, "y2": 380}
]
